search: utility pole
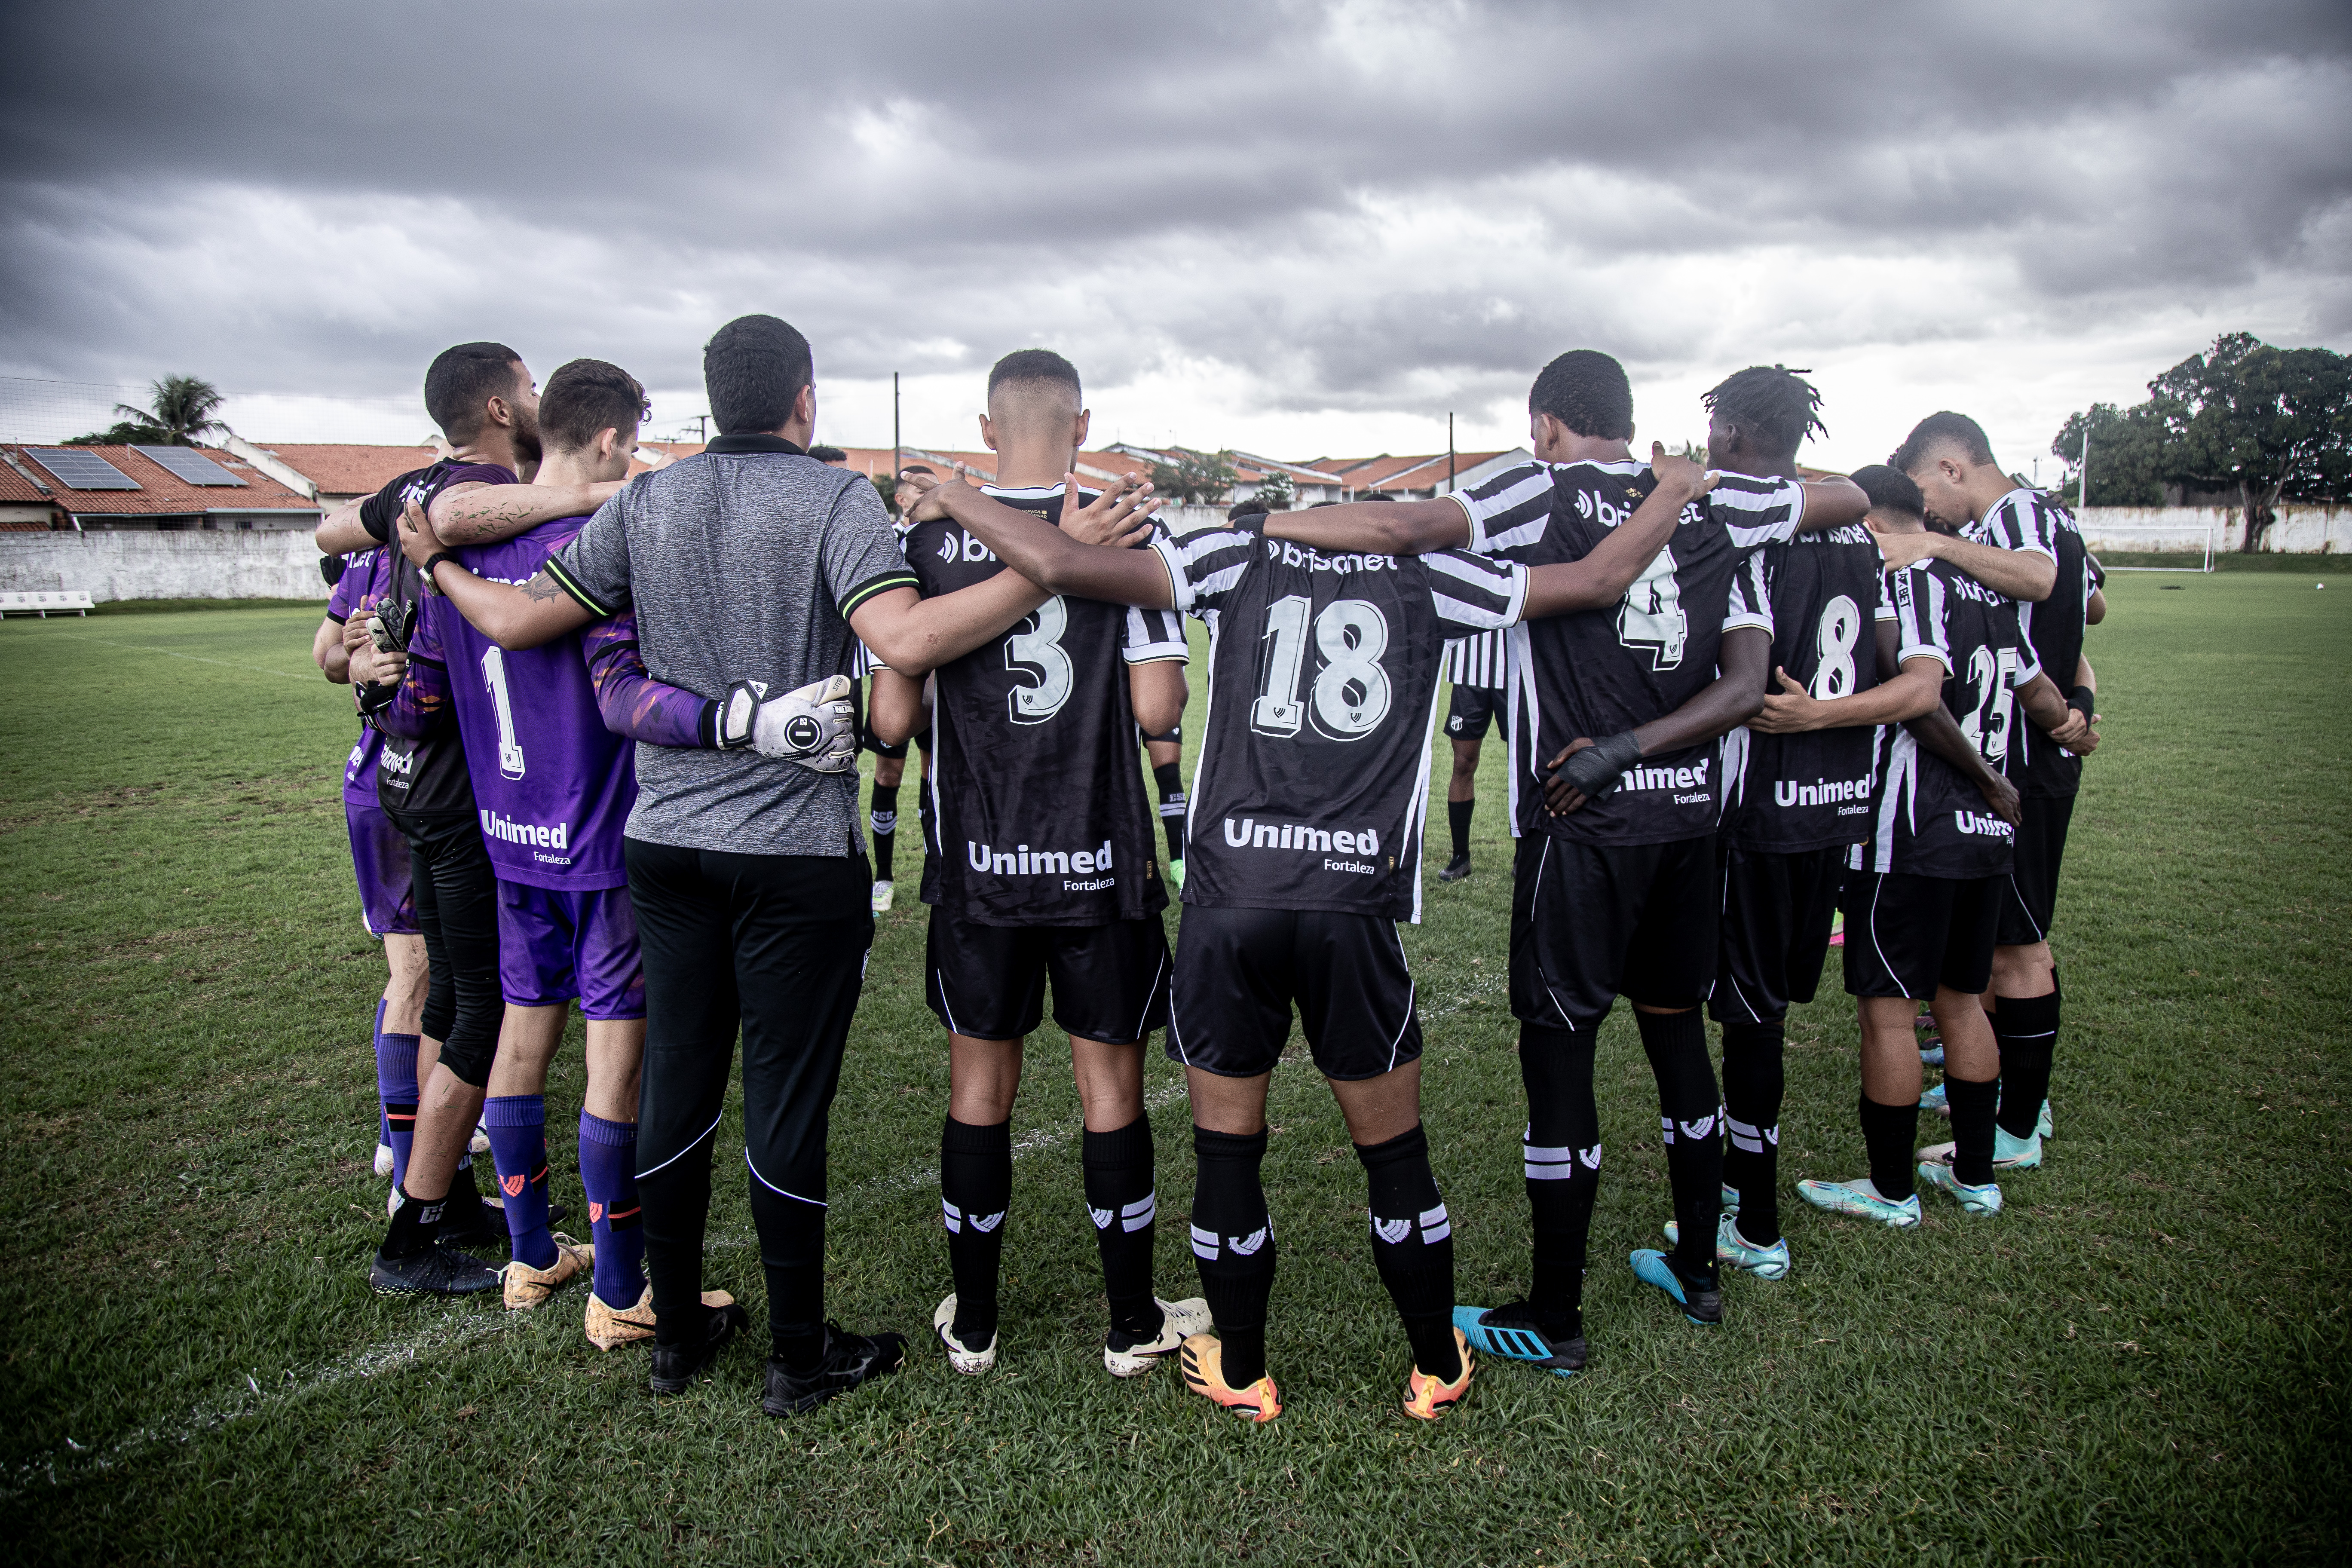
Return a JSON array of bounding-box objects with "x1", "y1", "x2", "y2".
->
[
  {"x1": 1447, "y1": 412, "x2": 1456, "y2": 494},
  {"x1": 2079, "y1": 424, "x2": 2091, "y2": 512},
  {"x1": 892, "y1": 372, "x2": 901, "y2": 492}
]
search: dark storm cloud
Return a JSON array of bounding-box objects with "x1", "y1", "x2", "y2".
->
[{"x1": 3, "y1": 0, "x2": 2346, "y2": 418}]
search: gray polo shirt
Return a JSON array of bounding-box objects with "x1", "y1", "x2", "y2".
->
[{"x1": 546, "y1": 435, "x2": 916, "y2": 857}]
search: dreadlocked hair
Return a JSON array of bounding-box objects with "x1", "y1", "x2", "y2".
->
[{"x1": 1702, "y1": 365, "x2": 1825, "y2": 460}]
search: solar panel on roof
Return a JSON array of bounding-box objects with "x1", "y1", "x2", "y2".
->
[
  {"x1": 26, "y1": 448, "x2": 141, "y2": 490},
  {"x1": 133, "y1": 445, "x2": 247, "y2": 487}
]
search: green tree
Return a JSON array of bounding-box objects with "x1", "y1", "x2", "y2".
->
[
  {"x1": 1254, "y1": 469, "x2": 1295, "y2": 509},
  {"x1": 1148, "y1": 447, "x2": 1239, "y2": 505},
  {"x1": 2054, "y1": 334, "x2": 2351, "y2": 550},
  {"x1": 66, "y1": 374, "x2": 233, "y2": 447}
]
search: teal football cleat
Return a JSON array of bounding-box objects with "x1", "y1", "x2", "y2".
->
[
  {"x1": 1629, "y1": 1249, "x2": 1722, "y2": 1326},
  {"x1": 1796, "y1": 1175, "x2": 1922, "y2": 1228},
  {"x1": 1663, "y1": 1213, "x2": 1792, "y2": 1281},
  {"x1": 1720, "y1": 1182, "x2": 1741, "y2": 1215},
  {"x1": 1917, "y1": 1160, "x2": 2003, "y2": 1216},
  {"x1": 2037, "y1": 1099, "x2": 2054, "y2": 1139},
  {"x1": 1919, "y1": 1081, "x2": 1948, "y2": 1115},
  {"x1": 1452, "y1": 1303, "x2": 1585, "y2": 1378},
  {"x1": 1921, "y1": 1126, "x2": 2042, "y2": 1171}
]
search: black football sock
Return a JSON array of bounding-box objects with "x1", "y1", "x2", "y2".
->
[
  {"x1": 1519, "y1": 1023, "x2": 1600, "y2": 1338},
  {"x1": 1636, "y1": 1008, "x2": 1723, "y2": 1289},
  {"x1": 870, "y1": 784, "x2": 900, "y2": 882},
  {"x1": 1152, "y1": 761, "x2": 1187, "y2": 861},
  {"x1": 940, "y1": 1117, "x2": 1011, "y2": 1340},
  {"x1": 1357, "y1": 1123, "x2": 1459, "y2": 1381},
  {"x1": 1992, "y1": 988, "x2": 2059, "y2": 1139},
  {"x1": 1719, "y1": 1018, "x2": 1786, "y2": 1246},
  {"x1": 748, "y1": 1184, "x2": 827, "y2": 1369},
  {"x1": 1859, "y1": 1092, "x2": 1922, "y2": 1202},
  {"x1": 1190, "y1": 1126, "x2": 1275, "y2": 1386},
  {"x1": 1082, "y1": 1115, "x2": 1161, "y2": 1338},
  {"x1": 1943, "y1": 1074, "x2": 2000, "y2": 1187},
  {"x1": 378, "y1": 1181, "x2": 444, "y2": 1259},
  {"x1": 445, "y1": 1154, "x2": 492, "y2": 1235},
  {"x1": 1448, "y1": 799, "x2": 1474, "y2": 859}
]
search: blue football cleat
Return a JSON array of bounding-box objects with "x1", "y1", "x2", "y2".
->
[
  {"x1": 1920, "y1": 1081, "x2": 1948, "y2": 1115},
  {"x1": 1452, "y1": 1302, "x2": 1586, "y2": 1378},
  {"x1": 1917, "y1": 1160, "x2": 2004, "y2": 1216},
  {"x1": 1663, "y1": 1213, "x2": 1792, "y2": 1281},
  {"x1": 1629, "y1": 1248, "x2": 1722, "y2": 1326}
]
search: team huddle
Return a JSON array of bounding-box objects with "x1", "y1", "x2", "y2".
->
[{"x1": 312, "y1": 319, "x2": 2101, "y2": 1423}]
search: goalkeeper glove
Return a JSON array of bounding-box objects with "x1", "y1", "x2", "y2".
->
[
  {"x1": 1554, "y1": 731, "x2": 1645, "y2": 799},
  {"x1": 717, "y1": 674, "x2": 859, "y2": 773}
]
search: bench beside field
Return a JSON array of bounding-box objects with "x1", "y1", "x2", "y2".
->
[{"x1": 0, "y1": 590, "x2": 94, "y2": 617}]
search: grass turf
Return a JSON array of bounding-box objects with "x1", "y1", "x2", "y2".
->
[{"x1": 0, "y1": 575, "x2": 2344, "y2": 1564}]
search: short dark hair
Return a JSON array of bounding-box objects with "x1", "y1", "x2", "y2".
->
[
  {"x1": 1703, "y1": 365, "x2": 1825, "y2": 459},
  {"x1": 987, "y1": 348, "x2": 1082, "y2": 404},
  {"x1": 423, "y1": 342, "x2": 524, "y2": 442},
  {"x1": 704, "y1": 315, "x2": 813, "y2": 435},
  {"x1": 899, "y1": 463, "x2": 935, "y2": 478},
  {"x1": 539, "y1": 358, "x2": 648, "y2": 453},
  {"x1": 1226, "y1": 499, "x2": 1268, "y2": 523},
  {"x1": 1528, "y1": 350, "x2": 1634, "y2": 441},
  {"x1": 808, "y1": 445, "x2": 847, "y2": 463},
  {"x1": 1890, "y1": 411, "x2": 1994, "y2": 474},
  {"x1": 1850, "y1": 463, "x2": 1923, "y2": 521}
]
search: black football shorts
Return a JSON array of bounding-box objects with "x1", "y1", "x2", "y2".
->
[
  {"x1": 1996, "y1": 792, "x2": 2075, "y2": 947},
  {"x1": 1711, "y1": 842, "x2": 1844, "y2": 1025},
  {"x1": 925, "y1": 910, "x2": 1170, "y2": 1044},
  {"x1": 1444, "y1": 683, "x2": 1500, "y2": 742},
  {"x1": 1841, "y1": 869, "x2": 2003, "y2": 1001},
  {"x1": 1510, "y1": 832, "x2": 1718, "y2": 1030},
  {"x1": 1167, "y1": 903, "x2": 1422, "y2": 1081}
]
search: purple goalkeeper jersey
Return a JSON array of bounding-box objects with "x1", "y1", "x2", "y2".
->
[
  {"x1": 327, "y1": 548, "x2": 392, "y2": 807},
  {"x1": 409, "y1": 514, "x2": 637, "y2": 890}
]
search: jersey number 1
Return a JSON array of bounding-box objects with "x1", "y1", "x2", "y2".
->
[
  {"x1": 1251, "y1": 594, "x2": 1391, "y2": 741},
  {"x1": 481, "y1": 646, "x2": 526, "y2": 780}
]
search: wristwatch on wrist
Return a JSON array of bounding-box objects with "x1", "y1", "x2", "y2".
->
[{"x1": 422, "y1": 551, "x2": 462, "y2": 592}]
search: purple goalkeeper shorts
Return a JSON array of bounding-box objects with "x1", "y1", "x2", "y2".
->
[
  {"x1": 495, "y1": 881, "x2": 646, "y2": 1020},
  {"x1": 345, "y1": 799, "x2": 420, "y2": 937}
]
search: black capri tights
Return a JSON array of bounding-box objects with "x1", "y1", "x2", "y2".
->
[{"x1": 394, "y1": 807, "x2": 503, "y2": 1087}]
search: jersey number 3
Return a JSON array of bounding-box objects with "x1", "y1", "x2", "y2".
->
[
  {"x1": 1251, "y1": 594, "x2": 1392, "y2": 742},
  {"x1": 1004, "y1": 595, "x2": 1074, "y2": 725},
  {"x1": 1618, "y1": 548, "x2": 1688, "y2": 670}
]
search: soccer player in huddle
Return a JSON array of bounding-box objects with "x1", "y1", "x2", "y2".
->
[
  {"x1": 870, "y1": 350, "x2": 1207, "y2": 1380},
  {"x1": 313, "y1": 549, "x2": 430, "y2": 1192},
  {"x1": 1883, "y1": 414, "x2": 2098, "y2": 1170},
  {"x1": 1436, "y1": 628, "x2": 1507, "y2": 883},
  {"x1": 1689, "y1": 365, "x2": 1923, "y2": 1280},
  {"x1": 906, "y1": 437, "x2": 1723, "y2": 1422},
  {"x1": 1266, "y1": 352, "x2": 1868, "y2": 1370},
  {"x1": 1797, "y1": 466, "x2": 2092, "y2": 1225}
]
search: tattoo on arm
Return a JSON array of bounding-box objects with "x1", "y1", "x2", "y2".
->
[{"x1": 521, "y1": 571, "x2": 566, "y2": 602}]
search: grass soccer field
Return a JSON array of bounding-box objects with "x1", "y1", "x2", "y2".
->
[{"x1": 0, "y1": 573, "x2": 2346, "y2": 1565}]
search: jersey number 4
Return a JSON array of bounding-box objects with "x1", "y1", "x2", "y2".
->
[
  {"x1": 1004, "y1": 595, "x2": 1074, "y2": 725},
  {"x1": 1251, "y1": 595, "x2": 1393, "y2": 742},
  {"x1": 1617, "y1": 548, "x2": 1688, "y2": 670}
]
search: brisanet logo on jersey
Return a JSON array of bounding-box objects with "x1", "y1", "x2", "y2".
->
[
  {"x1": 968, "y1": 839, "x2": 1118, "y2": 891},
  {"x1": 1223, "y1": 818, "x2": 1382, "y2": 875}
]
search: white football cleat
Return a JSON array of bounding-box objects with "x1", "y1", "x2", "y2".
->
[
  {"x1": 374, "y1": 1142, "x2": 395, "y2": 1179},
  {"x1": 871, "y1": 880, "x2": 895, "y2": 916},
  {"x1": 933, "y1": 1292, "x2": 998, "y2": 1375},
  {"x1": 1103, "y1": 1296, "x2": 1213, "y2": 1378},
  {"x1": 470, "y1": 1121, "x2": 490, "y2": 1156}
]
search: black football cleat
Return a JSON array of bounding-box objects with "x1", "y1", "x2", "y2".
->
[
  {"x1": 649, "y1": 1301, "x2": 751, "y2": 1395},
  {"x1": 436, "y1": 1198, "x2": 514, "y2": 1252},
  {"x1": 763, "y1": 1323, "x2": 909, "y2": 1416},
  {"x1": 1438, "y1": 852, "x2": 1473, "y2": 883},
  {"x1": 370, "y1": 1245, "x2": 500, "y2": 1298}
]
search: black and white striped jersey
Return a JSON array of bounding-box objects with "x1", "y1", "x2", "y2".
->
[
  {"x1": 1442, "y1": 628, "x2": 1508, "y2": 691},
  {"x1": 1852, "y1": 560, "x2": 2043, "y2": 878},
  {"x1": 1967, "y1": 488, "x2": 2089, "y2": 799},
  {"x1": 1451, "y1": 459, "x2": 1802, "y2": 846},
  {"x1": 1151, "y1": 526, "x2": 1528, "y2": 920},
  {"x1": 1718, "y1": 524, "x2": 1895, "y2": 852},
  {"x1": 906, "y1": 485, "x2": 1188, "y2": 926}
]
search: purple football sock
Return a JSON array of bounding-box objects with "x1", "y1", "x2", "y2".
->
[
  {"x1": 375, "y1": 1009, "x2": 421, "y2": 1194},
  {"x1": 578, "y1": 1112, "x2": 644, "y2": 1306},
  {"x1": 483, "y1": 1095, "x2": 557, "y2": 1270}
]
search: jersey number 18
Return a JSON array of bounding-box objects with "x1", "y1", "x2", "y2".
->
[{"x1": 1251, "y1": 595, "x2": 1393, "y2": 742}]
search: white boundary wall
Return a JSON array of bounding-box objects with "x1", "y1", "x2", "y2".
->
[
  {"x1": 2079, "y1": 503, "x2": 2349, "y2": 554},
  {"x1": 0, "y1": 530, "x2": 330, "y2": 602}
]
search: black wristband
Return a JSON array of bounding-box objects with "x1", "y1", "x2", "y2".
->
[
  {"x1": 422, "y1": 551, "x2": 462, "y2": 593},
  {"x1": 1556, "y1": 731, "x2": 1645, "y2": 798},
  {"x1": 2067, "y1": 684, "x2": 2096, "y2": 720},
  {"x1": 696, "y1": 698, "x2": 723, "y2": 750}
]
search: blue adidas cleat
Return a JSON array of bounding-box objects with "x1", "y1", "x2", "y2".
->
[
  {"x1": 1917, "y1": 1160, "x2": 2003, "y2": 1216},
  {"x1": 1629, "y1": 1249, "x2": 1722, "y2": 1326},
  {"x1": 1796, "y1": 1175, "x2": 1922, "y2": 1228},
  {"x1": 1453, "y1": 1303, "x2": 1586, "y2": 1378},
  {"x1": 1663, "y1": 1213, "x2": 1792, "y2": 1281},
  {"x1": 1920, "y1": 1081, "x2": 1948, "y2": 1115}
]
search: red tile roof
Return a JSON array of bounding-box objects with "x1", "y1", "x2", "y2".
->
[
  {"x1": 6, "y1": 444, "x2": 321, "y2": 516},
  {"x1": 256, "y1": 443, "x2": 440, "y2": 495},
  {"x1": 0, "y1": 457, "x2": 51, "y2": 505}
]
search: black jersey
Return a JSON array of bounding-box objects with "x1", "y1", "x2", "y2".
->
[
  {"x1": 1152, "y1": 526, "x2": 1527, "y2": 921},
  {"x1": 1968, "y1": 488, "x2": 2089, "y2": 799},
  {"x1": 908, "y1": 485, "x2": 1188, "y2": 926},
  {"x1": 368, "y1": 460, "x2": 516, "y2": 817},
  {"x1": 1454, "y1": 459, "x2": 1802, "y2": 847},
  {"x1": 1853, "y1": 560, "x2": 2043, "y2": 878},
  {"x1": 1718, "y1": 524, "x2": 1894, "y2": 852}
]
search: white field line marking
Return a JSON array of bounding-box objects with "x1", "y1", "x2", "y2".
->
[
  {"x1": 76, "y1": 635, "x2": 319, "y2": 680},
  {"x1": 4, "y1": 1307, "x2": 512, "y2": 1497},
  {"x1": 13, "y1": 972, "x2": 1509, "y2": 1488}
]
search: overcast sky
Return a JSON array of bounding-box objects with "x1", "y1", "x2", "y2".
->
[{"x1": 4, "y1": 0, "x2": 2347, "y2": 476}]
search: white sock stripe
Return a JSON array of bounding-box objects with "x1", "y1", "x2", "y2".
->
[
  {"x1": 1726, "y1": 1116, "x2": 1760, "y2": 1139},
  {"x1": 1730, "y1": 1132, "x2": 1764, "y2": 1153},
  {"x1": 1418, "y1": 1203, "x2": 1448, "y2": 1228},
  {"x1": 1524, "y1": 1163, "x2": 1574, "y2": 1180},
  {"x1": 1121, "y1": 1194, "x2": 1156, "y2": 1216},
  {"x1": 1421, "y1": 1217, "x2": 1452, "y2": 1242},
  {"x1": 1522, "y1": 1142, "x2": 1578, "y2": 1162}
]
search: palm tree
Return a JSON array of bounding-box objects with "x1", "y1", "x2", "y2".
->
[{"x1": 114, "y1": 375, "x2": 232, "y2": 445}]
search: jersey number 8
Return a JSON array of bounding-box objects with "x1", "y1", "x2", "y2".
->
[
  {"x1": 1251, "y1": 594, "x2": 1393, "y2": 742},
  {"x1": 1811, "y1": 594, "x2": 1862, "y2": 699}
]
